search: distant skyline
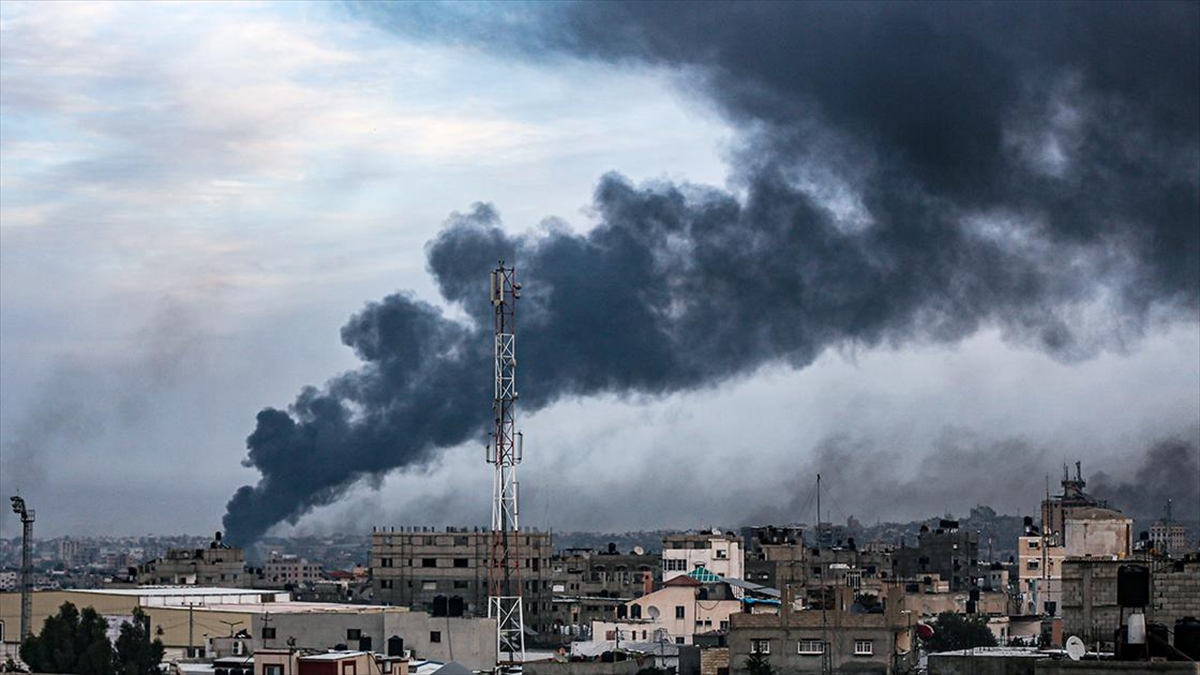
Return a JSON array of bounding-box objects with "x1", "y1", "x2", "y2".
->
[{"x1": 2, "y1": 2, "x2": 1197, "y2": 540}]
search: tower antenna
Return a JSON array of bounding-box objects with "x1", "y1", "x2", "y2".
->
[
  {"x1": 10, "y1": 495, "x2": 35, "y2": 642},
  {"x1": 486, "y1": 263, "x2": 525, "y2": 667}
]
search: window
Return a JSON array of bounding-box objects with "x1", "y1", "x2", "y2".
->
[
  {"x1": 750, "y1": 639, "x2": 771, "y2": 655},
  {"x1": 675, "y1": 637, "x2": 685, "y2": 645},
  {"x1": 422, "y1": 581, "x2": 437, "y2": 591},
  {"x1": 265, "y1": 666, "x2": 283, "y2": 675},
  {"x1": 797, "y1": 640, "x2": 824, "y2": 655},
  {"x1": 422, "y1": 558, "x2": 437, "y2": 568},
  {"x1": 1026, "y1": 560, "x2": 1039, "y2": 570},
  {"x1": 453, "y1": 580, "x2": 469, "y2": 589},
  {"x1": 380, "y1": 579, "x2": 393, "y2": 589},
  {"x1": 430, "y1": 631, "x2": 441, "y2": 643},
  {"x1": 381, "y1": 558, "x2": 393, "y2": 568},
  {"x1": 347, "y1": 629, "x2": 362, "y2": 641},
  {"x1": 854, "y1": 640, "x2": 873, "y2": 656},
  {"x1": 1028, "y1": 540, "x2": 1040, "y2": 549},
  {"x1": 262, "y1": 627, "x2": 277, "y2": 640},
  {"x1": 664, "y1": 559, "x2": 687, "y2": 571},
  {"x1": 715, "y1": 550, "x2": 728, "y2": 559},
  {"x1": 675, "y1": 606, "x2": 685, "y2": 619},
  {"x1": 454, "y1": 558, "x2": 469, "y2": 568}
]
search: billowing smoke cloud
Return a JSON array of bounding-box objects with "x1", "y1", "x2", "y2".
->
[
  {"x1": 1090, "y1": 434, "x2": 1200, "y2": 523},
  {"x1": 224, "y1": 2, "x2": 1198, "y2": 544}
]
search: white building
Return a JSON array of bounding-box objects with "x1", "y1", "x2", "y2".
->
[{"x1": 661, "y1": 531, "x2": 742, "y2": 582}]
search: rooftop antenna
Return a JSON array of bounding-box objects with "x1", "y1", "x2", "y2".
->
[
  {"x1": 486, "y1": 262, "x2": 525, "y2": 668},
  {"x1": 10, "y1": 495, "x2": 35, "y2": 642}
]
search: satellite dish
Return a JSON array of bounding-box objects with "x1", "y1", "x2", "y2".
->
[
  {"x1": 648, "y1": 606, "x2": 660, "y2": 619},
  {"x1": 1065, "y1": 636, "x2": 1085, "y2": 661},
  {"x1": 633, "y1": 546, "x2": 645, "y2": 556}
]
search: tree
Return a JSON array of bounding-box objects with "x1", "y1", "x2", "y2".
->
[
  {"x1": 20, "y1": 602, "x2": 116, "y2": 675},
  {"x1": 923, "y1": 611, "x2": 998, "y2": 653},
  {"x1": 114, "y1": 609, "x2": 165, "y2": 675},
  {"x1": 744, "y1": 651, "x2": 775, "y2": 675}
]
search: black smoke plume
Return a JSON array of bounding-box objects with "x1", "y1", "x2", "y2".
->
[
  {"x1": 1090, "y1": 435, "x2": 1200, "y2": 523},
  {"x1": 223, "y1": 2, "x2": 1198, "y2": 544}
]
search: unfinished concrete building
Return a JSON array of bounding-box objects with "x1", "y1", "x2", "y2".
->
[{"x1": 369, "y1": 527, "x2": 553, "y2": 637}]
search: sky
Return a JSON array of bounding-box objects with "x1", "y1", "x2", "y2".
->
[{"x1": 1, "y1": 1, "x2": 1197, "y2": 542}]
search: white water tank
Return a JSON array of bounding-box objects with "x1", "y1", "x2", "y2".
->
[{"x1": 1128, "y1": 612, "x2": 1147, "y2": 645}]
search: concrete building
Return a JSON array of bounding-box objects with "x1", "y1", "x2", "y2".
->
[
  {"x1": 591, "y1": 575, "x2": 742, "y2": 646},
  {"x1": 1041, "y1": 462, "x2": 1107, "y2": 548},
  {"x1": 1061, "y1": 553, "x2": 1200, "y2": 652},
  {"x1": 263, "y1": 553, "x2": 324, "y2": 588},
  {"x1": 1016, "y1": 534, "x2": 1065, "y2": 617},
  {"x1": 369, "y1": 527, "x2": 553, "y2": 638},
  {"x1": 728, "y1": 585, "x2": 911, "y2": 674},
  {"x1": 742, "y1": 526, "x2": 805, "y2": 590},
  {"x1": 547, "y1": 547, "x2": 658, "y2": 643},
  {"x1": 662, "y1": 532, "x2": 742, "y2": 583},
  {"x1": 0, "y1": 586, "x2": 498, "y2": 671},
  {"x1": 893, "y1": 521, "x2": 980, "y2": 592},
  {"x1": 1150, "y1": 522, "x2": 1189, "y2": 557},
  {"x1": 138, "y1": 533, "x2": 251, "y2": 588},
  {"x1": 255, "y1": 649, "x2": 408, "y2": 675},
  {"x1": 1063, "y1": 508, "x2": 1132, "y2": 560}
]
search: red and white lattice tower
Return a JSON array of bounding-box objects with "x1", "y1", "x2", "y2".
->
[{"x1": 486, "y1": 263, "x2": 525, "y2": 666}]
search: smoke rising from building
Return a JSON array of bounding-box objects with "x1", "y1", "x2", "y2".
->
[{"x1": 223, "y1": 2, "x2": 1198, "y2": 544}]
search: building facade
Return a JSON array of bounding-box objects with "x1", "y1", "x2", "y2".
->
[
  {"x1": 662, "y1": 533, "x2": 743, "y2": 582},
  {"x1": 137, "y1": 534, "x2": 250, "y2": 587},
  {"x1": 369, "y1": 527, "x2": 553, "y2": 638}
]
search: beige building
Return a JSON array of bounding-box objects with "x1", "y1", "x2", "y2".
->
[
  {"x1": 1016, "y1": 534, "x2": 1065, "y2": 616},
  {"x1": 138, "y1": 534, "x2": 250, "y2": 587},
  {"x1": 591, "y1": 576, "x2": 742, "y2": 646},
  {"x1": 1063, "y1": 507, "x2": 1132, "y2": 559},
  {"x1": 728, "y1": 586, "x2": 911, "y2": 674},
  {"x1": 1, "y1": 587, "x2": 498, "y2": 670},
  {"x1": 1150, "y1": 522, "x2": 1189, "y2": 555},
  {"x1": 662, "y1": 532, "x2": 742, "y2": 582},
  {"x1": 264, "y1": 553, "x2": 324, "y2": 588}
]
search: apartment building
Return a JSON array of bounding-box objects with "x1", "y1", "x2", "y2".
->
[
  {"x1": 137, "y1": 533, "x2": 251, "y2": 587},
  {"x1": 369, "y1": 527, "x2": 553, "y2": 637},
  {"x1": 662, "y1": 532, "x2": 742, "y2": 582}
]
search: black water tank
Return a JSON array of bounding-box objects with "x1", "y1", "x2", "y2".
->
[
  {"x1": 1117, "y1": 564, "x2": 1150, "y2": 607},
  {"x1": 966, "y1": 600, "x2": 977, "y2": 614},
  {"x1": 432, "y1": 595, "x2": 448, "y2": 617},
  {"x1": 1176, "y1": 616, "x2": 1200, "y2": 661},
  {"x1": 448, "y1": 595, "x2": 465, "y2": 617},
  {"x1": 387, "y1": 636, "x2": 405, "y2": 657},
  {"x1": 1146, "y1": 622, "x2": 1169, "y2": 659}
]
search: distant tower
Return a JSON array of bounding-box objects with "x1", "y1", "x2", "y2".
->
[
  {"x1": 486, "y1": 263, "x2": 525, "y2": 665},
  {"x1": 10, "y1": 496, "x2": 35, "y2": 641}
]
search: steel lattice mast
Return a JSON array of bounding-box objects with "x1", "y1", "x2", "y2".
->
[{"x1": 486, "y1": 263, "x2": 525, "y2": 666}]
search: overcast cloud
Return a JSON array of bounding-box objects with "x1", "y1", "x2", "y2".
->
[{"x1": 1, "y1": 1, "x2": 1196, "y2": 540}]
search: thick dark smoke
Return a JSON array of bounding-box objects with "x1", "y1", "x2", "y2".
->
[
  {"x1": 1090, "y1": 434, "x2": 1200, "y2": 523},
  {"x1": 224, "y1": 2, "x2": 1199, "y2": 544}
]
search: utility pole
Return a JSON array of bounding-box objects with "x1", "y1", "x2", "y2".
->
[
  {"x1": 187, "y1": 603, "x2": 196, "y2": 658},
  {"x1": 9, "y1": 496, "x2": 34, "y2": 642},
  {"x1": 486, "y1": 263, "x2": 526, "y2": 668}
]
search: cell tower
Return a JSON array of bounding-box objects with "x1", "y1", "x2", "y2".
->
[
  {"x1": 10, "y1": 496, "x2": 34, "y2": 642},
  {"x1": 486, "y1": 263, "x2": 525, "y2": 666}
]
